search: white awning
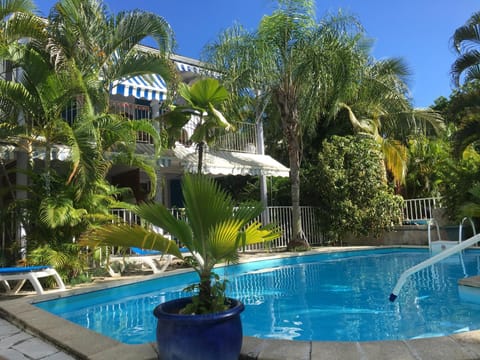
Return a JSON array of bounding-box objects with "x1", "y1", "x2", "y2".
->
[
  {"x1": 110, "y1": 74, "x2": 167, "y2": 101},
  {"x1": 171, "y1": 146, "x2": 289, "y2": 177}
]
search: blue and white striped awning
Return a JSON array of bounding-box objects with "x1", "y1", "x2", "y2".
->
[
  {"x1": 174, "y1": 59, "x2": 218, "y2": 78},
  {"x1": 110, "y1": 74, "x2": 167, "y2": 101},
  {"x1": 175, "y1": 61, "x2": 203, "y2": 74}
]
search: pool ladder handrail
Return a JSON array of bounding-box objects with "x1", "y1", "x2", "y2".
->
[
  {"x1": 427, "y1": 218, "x2": 442, "y2": 250},
  {"x1": 390, "y1": 218, "x2": 478, "y2": 302},
  {"x1": 428, "y1": 217, "x2": 477, "y2": 251},
  {"x1": 459, "y1": 217, "x2": 477, "y2": 244}
]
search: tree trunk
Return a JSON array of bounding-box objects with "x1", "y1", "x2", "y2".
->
[
  {"x1": 16, "y1": 138, "x2": 31, "y2": 260},
  {"x1": 197, "y1": 141, "x2": 204, "y2": 174},
  {"x1": 198, "y1": 271, "x2": 212, "y2": 311},
  {"x1": 286, "y1": 135, "x2": 308, "y2": 249},
  {"x1": 277, "y1": 91, "x2": 309, "y2": 250}
]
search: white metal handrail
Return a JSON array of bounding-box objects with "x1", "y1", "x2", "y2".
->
[
  {"x1": 459, "y1": 217, "x2": 477, "y2": 243},
  {"x1": 390, "y1": 232, "x2": 480, "y2": 302},
  {"x1": 427, "y1": 218, "x2": 442, "y2": 249}
]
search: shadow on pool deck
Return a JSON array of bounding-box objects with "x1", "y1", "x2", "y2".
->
[{"x1": 2, "y1": 247, "x2": 480, "y2": 360}]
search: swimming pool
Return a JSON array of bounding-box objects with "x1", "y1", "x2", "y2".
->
[{"x1": 35, "y1": 248, "x2": 480, "y2": 344}]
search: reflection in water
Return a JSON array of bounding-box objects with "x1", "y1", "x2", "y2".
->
[{"x1": 230, "y1": 251, "x2": 480, "y2": 342}]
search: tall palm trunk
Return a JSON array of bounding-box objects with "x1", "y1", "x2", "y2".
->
[
  {"x1": 197, "y1": 141, "x2": 204, "y2": 174},
  {"x1": 44, "y1": 142, "x2": 52, "y2": 194},
  {"x1": 16, "y1": 137, "x2": 31, "y2": 259},
  {"x1": 277, "y1": 91, "x2": 309, "y2": 249}
]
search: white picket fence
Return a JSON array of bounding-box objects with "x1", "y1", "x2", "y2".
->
[
  {"x1": 110, "y1": 199, "x2": 443, "y2": 250},
  {"x1": 403, "y1": 197, "x2": 442, "y2": 222},
  {"x1": 111, "y1": 206, "x2": 324, "y2": 250},
  {"x1": 0, "y1": 198, "x2": 444, "y2": 258}
]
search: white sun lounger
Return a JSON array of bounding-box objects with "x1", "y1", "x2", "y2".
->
[
  {"x1": 0, "y1": 266, "x2": 66, "y2": 295},
  {"x1": 106, "y1": 247, "x2": 191, "y2": 277}
]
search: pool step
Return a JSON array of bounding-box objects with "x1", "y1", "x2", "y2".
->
[{"x1": 458, "y1": 276, "x2": 480, "y2": 304}]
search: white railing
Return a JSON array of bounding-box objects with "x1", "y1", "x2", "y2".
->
[
  {"x1": 214, "y1": 122, "x2": 258, "y2": 153},
  {"x1": 108, "y1": 102, "x2": 258, "y2": 153},
  {"x1": 403, "y1": 197, "x2": 442, "y2": 222},
  {"x1": 178, "y1": 119, "x2": 258, "y2": 154},
  {"x1": 110, "y1": 206, "x2": 323, "y2": 251}
]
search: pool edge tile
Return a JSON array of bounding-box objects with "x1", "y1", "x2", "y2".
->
[
  {"x1": 257, "y1": 338, "x2": 311, "y2": 360},
  {"x1": 0, "y1": 297, "x2": 122, "y2": 359},
  {"x1": 449, "y1": 330, "x2": 480, "y2": 358},
  {"x1": 406, "y1": 336, "x2": 479, "y2": 360}
]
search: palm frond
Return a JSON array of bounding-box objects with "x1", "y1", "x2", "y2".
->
[
  {"x1": 39, "y1": 196, "x2": 87, "y2": 228},
  {"x1": 206, "y1": 220, "x2": 243, "y2": 262},
  {"x1": 111, "y1": 9, "x2": 174, "y2": 54},
  {"x1": 133, "y1": 202, "x2": 193, "y2": 247},
  {"x1": 80, "y1": 224, "x2": 183, "y2": 258},
  {"x1": 452, "y1": 51, "x2": 480, "y2": 86}
]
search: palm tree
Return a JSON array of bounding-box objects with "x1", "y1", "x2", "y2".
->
[
  {"x1": 43, "y1": 0, "x2": 175, "y2": 198},
  {"x1": 337, "y1": 58, "x2": 445, "y2": 187},
  {"x1": 452, "y1": 11, "x2": 480, "y2": 86},
  {"x1": 163, "y1": 78, "x2": 234, "y2": 174},
  {"x1": 46, "y1": 0, "x2": 175, "y2": 112},
  {"x1": 82, "y1": 174, "x2": 280, "y2": 314},
  {"x1": 0, "y1": 0, "x2": 173, "y2": 249},
  {"x1": 204, "y1": 0, "x2": 368, "y2": 249},
  {"x1": 0, "y1": 0, "x2": 41, "y2": 47},
  {"x1": 451, "y1": 12, "x2": 480, "y2": 157},
  {"x1": 0, "y1": 44, "x2": 83, "y2": 187},
  {"x1": 0, "y1": 43, "x2": 110, "y2": 242}
]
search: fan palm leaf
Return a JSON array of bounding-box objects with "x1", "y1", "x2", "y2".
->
[{"x1": 81, "y1": 174, "x2": 281, "y2": 314}]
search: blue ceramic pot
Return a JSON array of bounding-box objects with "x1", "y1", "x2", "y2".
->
[{"x1": 153, "y1": 297, "x2": 245, "y2": 360}]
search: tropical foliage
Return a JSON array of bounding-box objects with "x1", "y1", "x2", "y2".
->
[
  {"x1": 430, "y1": 10, "x2": 480, "y2": 223},
  {"x1": 47, "y1": 0, "x2": 174, "y2": 112},
  {"x1": 205, "y1": 0, "x2": 445, "y2": 248},
  {"x1": 2, "y1": 0, "x2": 480, "y2": 276},
  {"x1": 403, "y1": 135, "x2": 450, "y2": 199},
  {"x1": 205, "y1": 0, "x2": 371, "y2": 249},
  {"x1": 162, "y1": 78, "x2": 234, "y2": 173},
  {"x1": 0, "y1": 0, "x2": 174, "y2": 274}
]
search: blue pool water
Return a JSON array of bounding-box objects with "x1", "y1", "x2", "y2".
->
[{"x1": 35, "y1": 248, "x2": 480, "y2": 344}]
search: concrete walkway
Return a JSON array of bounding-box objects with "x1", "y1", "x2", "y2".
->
[{"x1": 0, "y1": 318, "x2": 75, "y2": 360}]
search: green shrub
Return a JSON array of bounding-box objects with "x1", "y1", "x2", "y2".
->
[{"x1": 316, "y1": 135, "x2": 403, "y2": 243}]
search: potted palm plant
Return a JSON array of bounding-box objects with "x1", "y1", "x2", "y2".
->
[{"x1": 81, "y1": 174, "x2": 281, "y2": 360}]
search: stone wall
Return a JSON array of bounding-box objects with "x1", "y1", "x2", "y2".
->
[{"x1": 344, "y1": 225, "x2": 431, "y2": 246}]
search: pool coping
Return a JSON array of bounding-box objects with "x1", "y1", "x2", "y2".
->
[{"x1": 2, "y1": 246, "x2": 480, "y2": 360}]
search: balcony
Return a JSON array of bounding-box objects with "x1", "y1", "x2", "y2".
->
[{"x1": 110, "y1": 100, "x2": 259, "y2": 153}]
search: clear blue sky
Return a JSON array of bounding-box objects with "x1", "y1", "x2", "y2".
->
[{"x1": 37, "y1": 0, "x2": 478, "y2": 108}]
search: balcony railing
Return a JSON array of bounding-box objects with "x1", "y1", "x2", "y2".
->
[
  {"x1": 109, "y1": 198, "x2": 445, "y2": 252},
  {"x1": 109, "y1": 101, "x2": 259, "y2": 153},
  {"x1": 0, "y1": 197, "x2": 449, "y2": 262},
  {"x1": 214, "y1": 122, "x2": 258, "y2": 153}
]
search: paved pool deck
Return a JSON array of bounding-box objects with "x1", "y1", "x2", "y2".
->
[{"x1": 2, "y1": 246, "x2": 480, "y2": 360}]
